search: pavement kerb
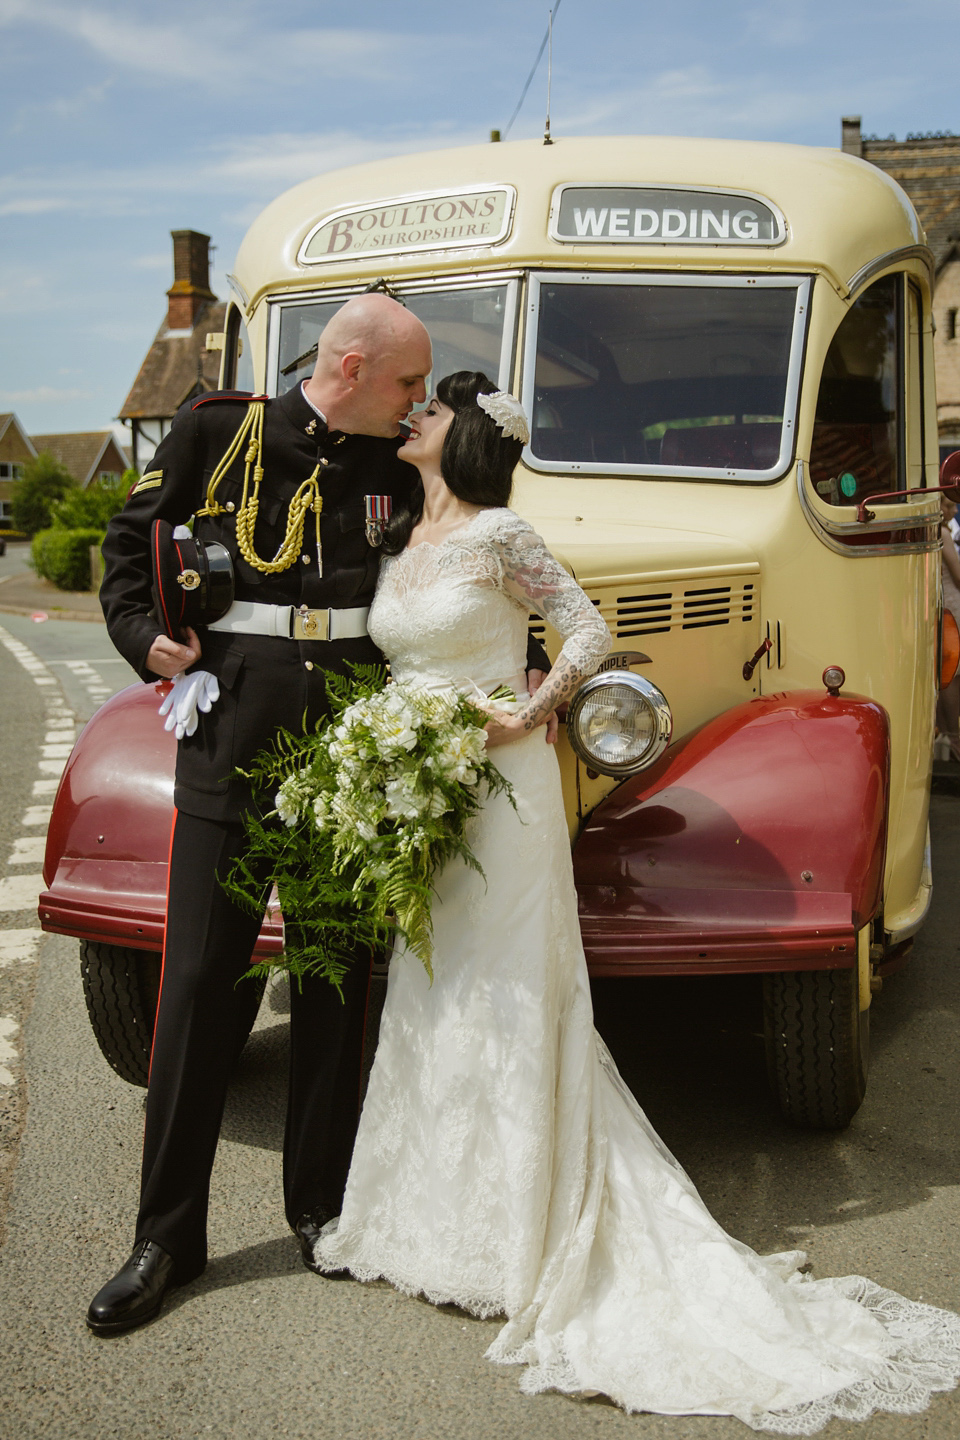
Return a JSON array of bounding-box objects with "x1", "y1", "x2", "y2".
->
[{"x1": 0, "y1": 570, "x2": 105, "y2": 624}]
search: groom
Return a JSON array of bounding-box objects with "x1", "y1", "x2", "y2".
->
[{"x1": 90, "y1": 293, "x2": 550, "y2": 1334}]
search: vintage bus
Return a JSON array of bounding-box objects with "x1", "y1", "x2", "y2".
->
[{"x1": 41, "y1": 135, "x2": 948, "y2": 1128}]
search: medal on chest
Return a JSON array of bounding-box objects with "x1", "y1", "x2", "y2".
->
[{"x1": 364, "y1": 494, "x2": 392, "y2": 547}]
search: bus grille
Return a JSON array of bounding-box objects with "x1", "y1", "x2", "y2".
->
[
  {"x1": 530, "y1": 579, "x2": 755, "y2": 643},
  {"x1": 605, "y1": 580, "x2": 755, "y2": 638}
]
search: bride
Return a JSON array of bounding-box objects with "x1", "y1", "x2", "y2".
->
[{"x1": 312, "y1": 370, "x2": 960, "y2": 1432}]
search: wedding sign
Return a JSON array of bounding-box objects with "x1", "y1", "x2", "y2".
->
[{"x1": 550, "y1": 184, "x2": 785, "y2": 247}]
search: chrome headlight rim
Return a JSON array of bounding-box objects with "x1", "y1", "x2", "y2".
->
[{"x1": 567, "y1": 671, "x2": 673, "y2": 778}]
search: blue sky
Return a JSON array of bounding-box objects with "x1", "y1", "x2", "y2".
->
[{"x1": 0, "y1": 0, "x2": 954, "y2": 445}]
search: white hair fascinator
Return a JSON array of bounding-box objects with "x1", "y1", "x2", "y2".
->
[{"x1": 476, "y1": 389, "x2": 530, "y2": 445}]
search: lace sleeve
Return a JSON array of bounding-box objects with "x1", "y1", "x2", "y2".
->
[{"x1": 484, "y1": 511, "x2": 611, "y2": 675}]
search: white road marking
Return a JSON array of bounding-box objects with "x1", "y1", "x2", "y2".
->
[
  {"x1": 8, "y1": 838, "x2": 46, "y2": 866},
  {"x1": 0, "y1": 874, "x2": 43, "y2": 911},
  {"x1": 0, "y1": 930, "x2": 41, "y2": 968},
  {"x1": 21, "y1": 807, "x2": 52, "y2": 827},
  {"x1": 44, "y1": 730, "x2": 74, "y2": 743},
  {"x1": 40, "y1": 744, "x2": 73, "y2": 760},
  {"x1": 0, "y1": 1017, "x2": 19, "y2": 1085},
  {"x1": 37, "y1": 760, "x2": 66, "y2": 776},
  {"x1": 31, "y1": 779, "x2": 59, "y2": 797}
]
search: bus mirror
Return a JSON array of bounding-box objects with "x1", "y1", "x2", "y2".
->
[{"x1": 939, "y1": 450, "x2": 960, "y2": 504}]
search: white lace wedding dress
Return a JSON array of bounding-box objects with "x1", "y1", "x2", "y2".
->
[{"x1": 314, "y1": 506, "x2": 960, "y2": 1433}]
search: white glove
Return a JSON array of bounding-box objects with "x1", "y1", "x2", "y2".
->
[{"x1": 158, "y1": 669, "x2": 221, "y2": 740}]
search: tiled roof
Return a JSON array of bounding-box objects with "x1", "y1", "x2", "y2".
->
[
  {"x1": 862, "y1": 136, "x2": 960, "y2": 270},
  {"x1": 119, "y1": 299, "x2": 227, "y2": 420},
  {"x1": 29, "y1": 431, "x2": 131, "y2": 487},
  {"x1": 0, "y1": 413, "x2": 37, "y2": 459}
]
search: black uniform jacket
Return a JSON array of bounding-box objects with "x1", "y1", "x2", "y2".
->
[{"x1": 101, "y1": 385, "x2": 417, "y2": 822}]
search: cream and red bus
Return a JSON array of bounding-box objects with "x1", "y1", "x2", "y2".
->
[{"x1": 43, "y1": 135, "x2": 948, "y2": 1128}]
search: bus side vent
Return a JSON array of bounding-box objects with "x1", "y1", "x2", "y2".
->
[
  {"x1": 742, "y1": 582, "x2": 755, "y2": 621},
  {"x1": 528, "y1": 615, "x2": 547, "y2": 640},
  {"x1": 615, "y1": 592, "x2": 673, "y2": 636},
  {"x1": 682, "y1": 585, "x2": 732, "y2": 629}
]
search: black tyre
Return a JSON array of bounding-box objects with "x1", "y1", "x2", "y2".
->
[
  {"x1": 80, "y1": 942, "x2": 161, "y2": 1086},
  {"x1": 80, "y1": 942, "x2": 266, "y2": 1087},
  {"x1": 763, "y1": 966, "x2": 869, "y2": 1129}
]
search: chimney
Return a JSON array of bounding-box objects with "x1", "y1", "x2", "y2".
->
[
  {"x1": 165, "y1": 229, "x2": 216, "y2": 331},
  {"x1": 841, "y1": 115, "x2": 863, "y2": 157}
]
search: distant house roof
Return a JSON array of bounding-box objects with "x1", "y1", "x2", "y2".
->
[
  {"x1": 860, "y1": 134, "x2": 960, "y2": 272},
  {"x1": 119, "y1": 298, "x2": 227, "y2": 421},
  {"x1": 29, "y1": 431, "x2": 131, "y2": 487},
  {"x1": 0, "y1": 413, "x2": 38, "y2": 460}
]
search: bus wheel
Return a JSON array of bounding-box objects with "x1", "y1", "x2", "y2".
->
[
  {"x1": 762, "y1": 966, "x2": 869, "y2": 1129},
  {"x1": 79, "y1": 942, "x2": 265, "y2": 1088},
  {"x1": 80, "y1": 942, "x2": 161, "y2": 1087}
]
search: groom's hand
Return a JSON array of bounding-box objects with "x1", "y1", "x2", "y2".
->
[{"x1": 527, "y1": 669, "x2": 559, "y2": 744}]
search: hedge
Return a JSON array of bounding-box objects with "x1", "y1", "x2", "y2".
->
[{"x1": 32, "y1": 527, "x2": 105, "y2": 592}]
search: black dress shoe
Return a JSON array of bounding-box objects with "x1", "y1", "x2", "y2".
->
[
  {"x1": 86, "y1": 1239, "x2": 176, "y2": 1336},
  {"x1": 294, "y1": 1205, "x2": 340, "y2": 1273}
]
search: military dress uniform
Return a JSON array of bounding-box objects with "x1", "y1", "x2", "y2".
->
[{"x1": 100, "y1": 383, "x2": 416, "y2": 1281}]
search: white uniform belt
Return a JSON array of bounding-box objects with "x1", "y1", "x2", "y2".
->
[{"x1": 206, "y1": 600, "x2": 369, "y2": 642}]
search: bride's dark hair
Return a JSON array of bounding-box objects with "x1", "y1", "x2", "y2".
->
[{"x1": 381, "y1": 370, "x2": 524, "y2": 555}]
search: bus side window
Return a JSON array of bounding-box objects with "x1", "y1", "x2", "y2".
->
[
  {"x1": 906, "y1": 281, "x2": 927, "y2": 491},
  {"x1": 224, "y1": 303, "x2": 255, "y2": 392},
  {"x1": 809, "y1": 273, "x2": 903, "y2": 507}
]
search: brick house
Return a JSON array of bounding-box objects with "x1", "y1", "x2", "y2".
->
[
  {"x1": 28, "y1": 431, "x2": 131, "y2": 488},
  {"x1": 0, "y1": 413, "x2": 37, "y2": 529},
  {"x1": 842, "y1": 117, "x2": 960, "y2": 461},
  {"x1": 118, "y1": 229, "x2": 226, "y2": 471}
]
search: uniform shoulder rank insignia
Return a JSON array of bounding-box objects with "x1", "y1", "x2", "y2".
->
[
  {"x1": 364, "y1": 494, "x2": 392, "y2": 546},
  {"x1": 132, "y1": 469, "x2": 163, "y2": 495}
]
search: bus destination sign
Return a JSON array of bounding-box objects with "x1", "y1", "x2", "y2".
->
[
  {"x1": 299, "y1": 186, "x2": 516, "y2": 264},
  {"x1": 550, "y1": 185, "x2": 785, "y2": 247}
]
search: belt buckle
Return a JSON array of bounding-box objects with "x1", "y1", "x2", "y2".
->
[{"x1": 293, "y1": 606, "x2": 328, "y2": 641}]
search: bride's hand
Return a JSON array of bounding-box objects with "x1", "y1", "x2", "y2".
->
[{"x1": 484, "y1": 709, "x2": 538, "y2": 748}]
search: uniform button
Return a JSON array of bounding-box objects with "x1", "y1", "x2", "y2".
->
[
  {"x1": 302, "y1": 554, "x2": 310, "y2": 564},
  {"x1": 225, "y1": 501, "x2": 235, "y2": 512},
  {"x1": 320, "y1": 457, "x2": 329, "y2": 466},
  {"x1": 305, "y1": 661, "x2": 314, "y2": 671}
]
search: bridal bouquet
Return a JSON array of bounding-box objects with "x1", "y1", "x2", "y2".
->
[{"x1": 224, "y1": 665, "x2": 514, "y2": 991}]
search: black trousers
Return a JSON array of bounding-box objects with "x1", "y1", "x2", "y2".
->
[{"x1": 135, "y1": 810, "x2": 371, "y2": 1280}]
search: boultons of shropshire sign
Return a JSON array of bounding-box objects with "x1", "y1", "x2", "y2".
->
[
  {"x1": 550, "y1": 185, "x2": 786, "y2": 247},
  {"x1": 298, "y1": 187, "x2": 516, "y2": 264}
]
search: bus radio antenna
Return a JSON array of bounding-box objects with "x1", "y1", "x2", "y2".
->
[
  {"x1": 500, "y1": 1, "x2": 562, "y2": 142},
  {"x1": 544, "y1": 4, "x2": 556, "y2": 145}
]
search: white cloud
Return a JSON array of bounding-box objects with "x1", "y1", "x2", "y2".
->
[
  {"x1": 0, "y1": 2, "x2": 415, "y2": 88},
  {"x1": 0, "y1": 196, "x2": 68, "y2": 215},
  {"x1": 0, "y1": 385, "x2": 96, "y2": 404},
  {"x1": 129, "y1": 252, "x2": 172, "y2": 270},
  {"x1": 0, "y1": 122, "x2": 484, "y2": 221}
]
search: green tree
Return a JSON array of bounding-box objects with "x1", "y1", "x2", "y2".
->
[
  {"x1": 51, "y1": 474, "x2": 127, "y2": 530},
  {"x1": 10, "y1": 452, "x2": 76, "y2": 536}
]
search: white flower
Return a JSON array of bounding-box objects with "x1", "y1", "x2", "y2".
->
[
  {"x1": 436, "y1": 727, "x2": 485, "y2": 784},
  {"x1": 384, "y1": 774, "x2": 427, "y2": 821},
  {"x1": 311, "y1": 793, "x2": 330, "y2": 830},
  {"x1": 370, "y1": 710, "x2": 418, "y2": 754},
  {"x1": 275, "y1": 770, "x2": 313, "y2": 827}
]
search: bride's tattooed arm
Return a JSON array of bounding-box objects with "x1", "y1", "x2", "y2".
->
[{"x1": 484, "y1": 518, "x2": 610, "y2": 748}]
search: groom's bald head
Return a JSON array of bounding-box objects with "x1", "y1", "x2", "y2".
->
[{"x1": 306, "y1": 293, "x2": 432, "y2": 437}]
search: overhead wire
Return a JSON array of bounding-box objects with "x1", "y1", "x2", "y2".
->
[{"x1": 502, "y1": 1, "x2": 563, "y2": 139}]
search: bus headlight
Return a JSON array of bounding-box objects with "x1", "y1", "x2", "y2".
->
[{"x1": 567, "y1": 671, "x2": 672, "y2": 777}]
